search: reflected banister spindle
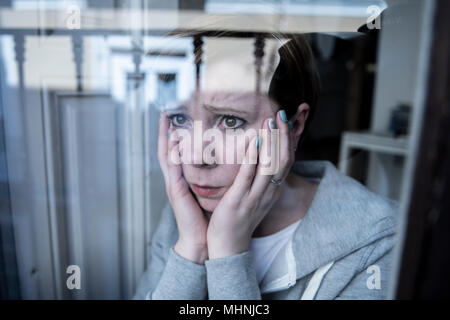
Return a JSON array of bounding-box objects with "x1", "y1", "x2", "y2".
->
[
  {"x1": 254, "y1": 33, "x2": 265, "y2": 94},
  {"x1": 72, "y1": 33, "x2": 83, "y2": 92},
  {"x1": 193, "y1": 35, "x2": 204, "y2": 90},
  {"x1": 13, "y1": 33, "x2": 25, "y2": 95},
  {"x1": 130, "y1": 40, "x2": 144, "y2": 89}
]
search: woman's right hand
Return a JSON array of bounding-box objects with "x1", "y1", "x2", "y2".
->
[{"x1": 157, "y1": 110, "x2": 209, "y2": 264}]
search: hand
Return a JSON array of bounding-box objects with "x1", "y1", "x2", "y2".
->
[
  {"x1": 158, "y1": 111, "x2": 208, "y2": 264},
  {"x1": 206, "y1": 110, "x2": 295, "y2": 259}
]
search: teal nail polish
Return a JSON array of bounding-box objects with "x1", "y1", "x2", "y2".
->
[
  {"x1": 269, "y1": 118, "x2": 276, "y2": 131},
  {"x1": 280, "y1": 110, "x2": 288, "y2": 123},
  {"x1": 167, "y1": 130, "x2": 170, "y2": 137},
  {"x1": 256, "y1": 136, "x2": 260, "y2": 148},
  {"x1": 288, "y1": 120, "x2": 293, "y2": 130}
]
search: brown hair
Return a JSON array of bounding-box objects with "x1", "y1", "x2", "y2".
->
[{"x1": 268, "y1": 35, "x2": 321, "y2": 145}]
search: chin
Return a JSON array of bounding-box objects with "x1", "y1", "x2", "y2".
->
[{"x1": 196, "y1": 197, "x2": 220, "y2": 213}]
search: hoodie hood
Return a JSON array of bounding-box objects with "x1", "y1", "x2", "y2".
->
[{"x1": 259, "y1": 160, "x2": 398, "y2": 294}]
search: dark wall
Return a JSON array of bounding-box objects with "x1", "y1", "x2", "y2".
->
[{"x1": 298, "y1": 32, "x2": 378, "y2": 167}]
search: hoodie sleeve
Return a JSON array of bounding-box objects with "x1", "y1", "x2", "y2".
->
[
  {"x1": 205, "y1": 250, "x2": 262, "y2": 300},
  {"x1": 133, "y1": 204, "x2": 208, "y2": 300},
  {"x1": 150, "y1": 247, "x2": 208, "y2": 300}
]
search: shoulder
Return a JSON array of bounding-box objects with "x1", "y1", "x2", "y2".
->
[
  {"x1": 330, "y1": 167, "x2": 399, "y2": 256},
  {"x1": 295, "y1": 160, "x2": 399, "y2": 242},
  {"x1": 291, "y1": 160, "x2": 399, "y2": 273},
  {"x1": 314, "y1": 163, "x2": 399, "y2": 299}
]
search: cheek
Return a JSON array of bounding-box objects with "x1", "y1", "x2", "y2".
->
[
  {"x1": 221, "y1": 163, "x2": 241, "y2": 183},
  {"x1": 214, "y1": 164, "x2": 241, "y2": 189},
  {"x1": 221, "y1": 134, "x2": 254, "y2": 165}
]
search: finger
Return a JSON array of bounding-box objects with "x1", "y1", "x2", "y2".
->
[
  {"x1": 227, "y1": 134, "x2": 259, "y2": 199},
  {"x1": 167, "y1": 130, "x2": 182, "y2": 183},
  {"x1": 249, "y1": 118, "x2": 274, "y2": 197},
  {"x1": 271, "y1": 109, "x2": 293, "y2": 182},
  {"x1": 157, "y1": 110, "x2": 170, "y2": 180}
]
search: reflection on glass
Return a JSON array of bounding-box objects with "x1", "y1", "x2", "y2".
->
[{"x1": 0, "y1": 0, "x2": 439, "y2": 300}]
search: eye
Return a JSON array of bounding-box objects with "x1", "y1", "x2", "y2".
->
[
  {"x1": 168, "y1": 114, "x2": 189, "y2": 128},
  {"x1": 221, "y1": 115, "x2": 246, "y2": 129}
]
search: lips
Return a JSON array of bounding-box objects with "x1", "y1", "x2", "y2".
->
[{"x1": 190, "y1": 184, "x2": 223, "y2": 197}]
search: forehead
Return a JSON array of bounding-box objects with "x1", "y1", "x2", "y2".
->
[{"x1": 185, "y1": 91, "x2": 277, "y2": 113}]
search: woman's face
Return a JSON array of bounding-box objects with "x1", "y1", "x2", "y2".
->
[{"x1": 165, "y1": 91, "x2": 278, "y2": 213}]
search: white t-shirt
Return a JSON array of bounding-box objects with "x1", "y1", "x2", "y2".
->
[{"x1": 249, "y1": 219, "x2": 302, "y2": 284}]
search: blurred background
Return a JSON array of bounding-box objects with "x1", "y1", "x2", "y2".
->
[{"x1": 0, "y1": 0, "x2": 441, "y2": 299}]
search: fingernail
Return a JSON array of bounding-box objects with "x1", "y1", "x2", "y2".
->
[
  {"x1": 269, "y1": 118, "x2": 276, "y2": 131},
  {"x1": 288, "y1": 120, "x2": 293, "y2": 130},
  {"x1": 279, "y1": 110, "x2": 288, "y2": 123},
  {"x1": 255, "y1": 136, "x2": 260, "y2": 149}
]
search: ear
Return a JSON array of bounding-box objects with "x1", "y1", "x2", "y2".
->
[{"x1": 290, "y1": 103, "x2": 310, "y2": 149}]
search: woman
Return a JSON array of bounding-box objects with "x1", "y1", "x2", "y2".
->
[{"x1": 134, "y1": 36, "x2": 398, "y2": 300}]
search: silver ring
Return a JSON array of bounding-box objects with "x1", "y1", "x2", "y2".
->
[{"x1": 270, "y1": 178, "x2": 283, "y2": 185}]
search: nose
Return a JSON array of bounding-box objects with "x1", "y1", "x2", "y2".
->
[
  {"x1": 191, "y1": 136, "x2": 219, "y2": 168},
  {"x1": 191, "y1": 162, "x2": 218, "y2": 169},
  {"x1": 186, "y1": 120, "x2": 224, "y2": 167},
  {"x1": 192, "y1": 129, "x2": 204, "y2": 165}
]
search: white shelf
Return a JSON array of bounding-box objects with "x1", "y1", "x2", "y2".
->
[{"x1": 339, "y1": 131, "x2": 410, "y2": 174}]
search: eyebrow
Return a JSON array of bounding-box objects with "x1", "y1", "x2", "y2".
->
[
  {"x1": 164, "y1": 105, "x2": 187, "y2": 113},
  {"x1": 203, "y1": 104, "x2": 253, "y2": 118}
]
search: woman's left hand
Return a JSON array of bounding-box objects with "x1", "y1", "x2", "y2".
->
[{"x1": 206, "y1": 110, "x2": 295, "y2": 259}]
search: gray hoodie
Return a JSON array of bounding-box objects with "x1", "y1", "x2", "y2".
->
[{"x1": 134, "y1": 160, "x2": 399, "y2": 300}]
